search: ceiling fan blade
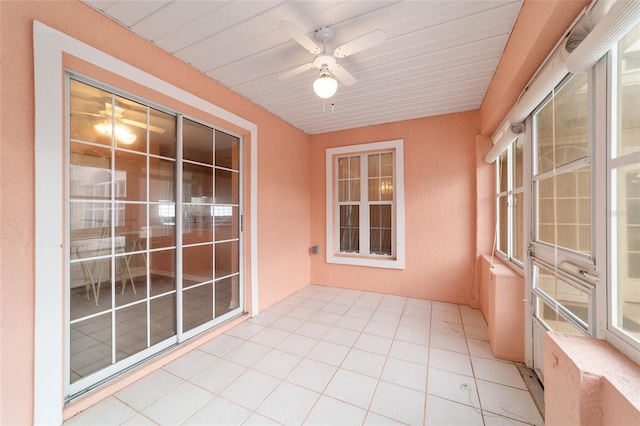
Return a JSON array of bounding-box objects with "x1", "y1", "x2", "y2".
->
[
  {"x1": 278, "y1": 63, "x2": 315, "y2": 80},
  {"x1": 279, "y1": 21, "x2": 321, "y2": 55},
  {"x1": 333, "y1": 29, "x2": 385, "y2": 59},
  {"x1": 121, "y1": 118, "x2": 166, "y2": 134},
  {"x1": 331, "y1": 64, "x2": 357, "y2": 86}
]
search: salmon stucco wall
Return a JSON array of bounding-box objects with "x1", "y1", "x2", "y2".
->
[
  {"x1": 0, "y1": 1, "x2": 310, "y2": 424},
  {"x1": 544, "y1": 332, "x2": 640, "y2": 425},
  {"x1": 310, "y1": 112, "x2": 478, "y2": 303}
]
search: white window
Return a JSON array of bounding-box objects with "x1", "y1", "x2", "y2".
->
[
  {"x1": 496, "y1": 136, "x2": 525, "y2": 267},
  {"x1": 326, "y1": 140, "x2": 404, "y2": 269},
  {"x1": 609, "y1": 20, "x2": 640, "y2": 355}
]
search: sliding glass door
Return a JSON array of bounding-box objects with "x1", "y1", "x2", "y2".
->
[{"x1": 67, "y1": 77, "x2": 243, "y2": 397}]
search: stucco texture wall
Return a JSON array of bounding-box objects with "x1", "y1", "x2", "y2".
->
[
  {"x1": 0, "y1": 1, "x2": 310, "y2": 424},
  {"x1": 310, "y1": 112, "x2": 478, "y2": 304}
]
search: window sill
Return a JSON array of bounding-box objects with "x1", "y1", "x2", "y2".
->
[
  {"x1": 327, "y1": 252, "x2": 404, "y2": 269},
  {"x1": 492, "y1": 251, "x2": 524, "y2": 277}
]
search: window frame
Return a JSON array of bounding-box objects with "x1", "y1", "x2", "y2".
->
[
  {"x1": 496, "y1": 136, "x2": 525, "y2": 269},
  {"x1": 326, "y1": 139, "x2": 405, "y2": 269},
  {"x1": 605, "y1": 27, "x2": 640, "y2": 362}
]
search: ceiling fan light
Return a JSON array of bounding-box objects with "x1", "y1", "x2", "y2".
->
[
  {"x1": 114, "y1": 125, "x2": 137, "y2": 145},
  {"x1": 94, "y1": 121, "x2": 137, "y2": 145},
  {"x1": 313, "y1": 72, "x2": 338, "y2": 98}
]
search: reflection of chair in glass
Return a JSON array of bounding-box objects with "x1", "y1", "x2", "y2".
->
[
  {"x1": 72, "y1": 236, "x2": 109, "y2": 306},
  {"x1": 72, "y1": 230, "x2": 141, "y2": 304},
  {"x1": 119, "y1": 234, "x2": 147, "y2": 295}
]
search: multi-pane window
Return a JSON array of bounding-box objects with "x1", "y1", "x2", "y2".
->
[
  {"x1": 530, "y1": 72, "x2": 594, "y2": 340},
  {"x1": 327, "y1": 140, "x2": 405, "y2": 269},
  {"x1": 534, "y1": 73, "x2": 591, "y2": 256},
  {"x1": 337, "y1": 152, "x2": 393, "y2": 256},
  {"x1": 610, "y1": 20, "x2": 640, "y2": 348},
  {"x1": 496, "y1": 136, "x2": 524, "y2": 265}
]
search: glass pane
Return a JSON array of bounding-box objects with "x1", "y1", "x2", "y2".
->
[
  {"x1": 338, "y1": 180, "x2": 348, "y2": 202},
  {"x1": 215, "y1": 206, "x2": 239, "y2": 241},
  {"x1": 215, "y1": 169, "x2": 239, "y2": 204},
  {"x1": 536, "y1": 297, "x2": 585, "y2": 336},
  {"x1": 115, "y1": 236, "x2": 147, "y2": 306},
  {"x1": 70, "y1": 201, "x2": 112, "y2": 237},
  {"x1": 215, "y1": 240, "x2": 239, "y2": 278},
  {"x1": 184, "y1": 204, "x2": 213, "y2": 244},
  {"x1": 183, "y1": 119, "x2": 213, "y2": 164},
  {"x1": 114, "y1": 150, "x2": 146, "y2": 202},
  {"x1": 536, "y1": 265, "x2": 589, "y2": 325},
  {"x1": 370, "y1": 205, "x2": 392, "y2": 255},
  {"x1": 499, "y1": 150, "x2": 508, "y2": 193},
  {"x1": 370, "y1": 204, "x2": 381, "y2": 226},
  {"x1": 615, "y1": 21, "x2": 640, "y2": 157},
  {"x1": 381, "y1": 178, "x2": 393, "y2": 201},
  {"x1": 148, "y1": 205, "x2": 175, "y2": 249},
  {"x1": 340, "y1": 204, "x2": 359, "y2": 227},
  {"x1": 70, "y1": 144, "x2": 112, "y2": 199},
  {"x1": 116, "y1": 302, "x2": 147, "y2": 361},
  {"x1": 349, "y1": 156, "x2": 359, "y2": 178},
  {"x1": 613, "y1": 164, "x2": 640, "y2": 341},
  {"x1": 368, "y1": 154, "x2": 380, "y2": 177},
  {"x1": 114, "y1": 96, "x2": 147, "y2": 152},
  {"x1": 338, "y1": 156, "x2": 360, "y2": 202},
  {"x1": 149, "y1": 157, "x2": 175, "y2": 202},
  {"x1": 149, "y1": 249, "x2": 175, "y2": 297},
  {"x1": 116, "y1": 203, "x2": 146, "y2": 247},
  {"x1": 149, "y1": 107, "x2": 176, "y2": 159},
  {"x1": 115, "y1": 268, "x2": 146, "y2": 306},
  {"x1": 71, "y1": 226, "x2": 112, "y2": 258},
  {"x1": 69, "y1": 258, "x2": 112, "y2": 321},
  {"x1": 513, "y1": 193, "x2": 524, "y2": 262},
  {"x1": 536, "y1": 166, "x2": 591, "y2": 254},
  {"x1": 183, "y1": 284, "x2": 213, "y2": 331},
  {"x1": 514, "y1": 137, "x2": 524, "y2": 188},
  {"x1": 381, "y1": 152, "x2": 393, "y2": 176},
  {"x1": 70, "y1": 313, "x2": 112, "y2": 383},
  {"x1": 498, "y1": 195, "x2": 508, "y2": 253},
  {"x1": 215, "y1": 130, "x2": 240, "y2": 170},
  {"x1": 340, "y1": 205, "x2": 359, "y2": 252},
  {"x1": 369, "y1": 178, "x2": 380, "y2": 201},
  {"x1": 350, "y1": 180, "x2": 360, "y2": 202},
  {"x1": 184, "y1": 163, "x2": 213, "y2": 203},
  {"x1": 150, "y1": 294, "x2": 176, "y2": 345},
  {"x1": 338, "y1": 157, "x2": 349, "y2": 179},
  {"x1": 183, "y1": 244, "x2": 213, "y2": 286},
  {"x1": 215, "y1": 275, "x2": 240, "y2": 318},
  {"x1": 535, "y1": 73, "x2": 589, "y2": 174},
  {"x1": 69, "y1": 80, "x2": 112, "y2": 146}
]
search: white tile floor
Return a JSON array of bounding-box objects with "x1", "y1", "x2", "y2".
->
[{"x1": 65, "y1": 285, "x2": 544, "y2": 425}]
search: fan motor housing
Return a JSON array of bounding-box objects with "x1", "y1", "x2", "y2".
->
[{"x1": 313, "y1": 54, "x2": 336, "y2": 69}]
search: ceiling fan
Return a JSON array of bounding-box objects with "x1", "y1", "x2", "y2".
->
[
  {"x1": 278, "y1": 21, "x2": 386, "y2": 97},
  {"x1": 73, "y1": 102, "x2": 165, "y2": 134}
]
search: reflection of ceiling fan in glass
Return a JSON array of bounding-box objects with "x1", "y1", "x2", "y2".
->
[
  {"x1": 278, "y1": 21, "x2": 385, "y2": 98},
  {"x1": 74, "y1": 102, "x2": 165, "y2": 145}
]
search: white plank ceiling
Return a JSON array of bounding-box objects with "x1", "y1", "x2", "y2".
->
[{"x1": 83, "y1": 0, "x2": 523, "y2": 134}]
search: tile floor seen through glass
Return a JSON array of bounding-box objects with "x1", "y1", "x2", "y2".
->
[{"x1": 65, "y1": 285, "x2": 543, "y2": 425}]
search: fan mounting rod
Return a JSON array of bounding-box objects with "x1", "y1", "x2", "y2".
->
[{"x1": 314, "y1": 27, "x2": 335, "y2": 45}]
